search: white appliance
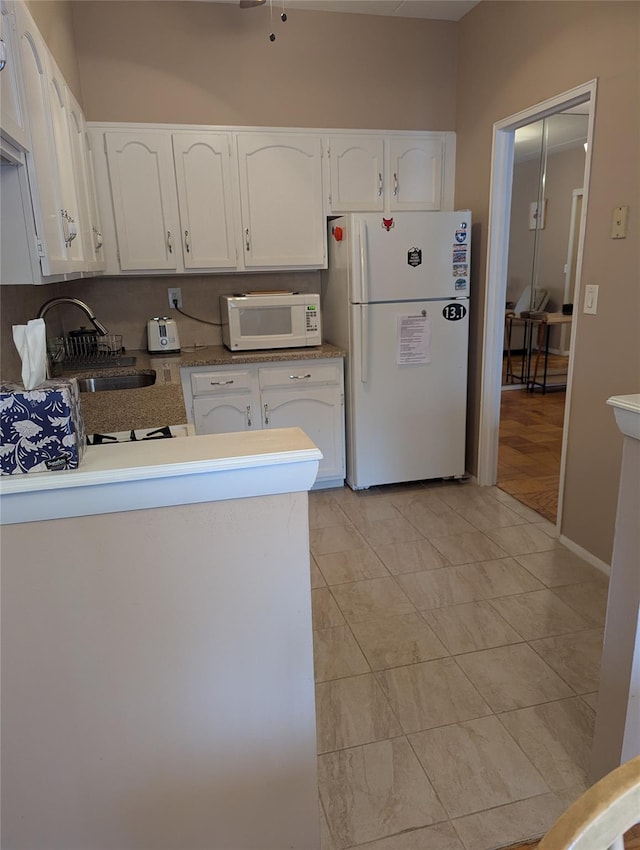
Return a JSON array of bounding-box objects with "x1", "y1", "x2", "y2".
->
[
  {"x1": 323, "y1": 211, "x2": 471, "y2": 489},
  {"x1": 147, "y1": 317, "x2": 181, "y2": 354},
  {"x1": 220, "y1": 292, "x2": 321, "y2": 351}
]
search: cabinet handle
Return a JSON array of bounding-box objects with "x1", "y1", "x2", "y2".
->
[
  {"x1": 93, "y1": 226, "x2": 103, "y2": 251},
  {"x1": 66, "y1": 215, "x2": 77, "y2": 244},
  {"x1": 263, "y1": 403, "x2": 269, "y2": 425},
  {"x1": 210, "y1": 379, "x2": 234, "y2": 386},
  {"x1": 60, "y1": 210, "x2": 69, "y2": 246},
  {"x1": 60, "y1": 210, "x2": 77, "y2": 247},
  {"x1": 393, "y1": 172, "x2": 398, "y2": 197},
  {"x1": 289, "y1": 374, "x2": 311, "y2": 380},
  {"x1": 184, "y1": 230, "x2": 190, "y2": 253},
  {"x1": 245, "y1": 228, "x2": 250, "y2": 252},
  {"x1": 246, "y1": 405, "x2": 252, "y2": 427},
  {"x1": 167, "y1": 230, "x2": 173, "y2": 254},
  {"x1": 378, "y1": 172, "x2": 383, "y2": 197}
]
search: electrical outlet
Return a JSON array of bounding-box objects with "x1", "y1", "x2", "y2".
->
[
  {"x1": 611, "y1": 206, "x2": 629, "y2": 239},
  {"x1": 168, "y1": 287, "x2": 182, "y2": 309}
]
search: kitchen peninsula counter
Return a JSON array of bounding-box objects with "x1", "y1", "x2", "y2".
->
[
  {"x1": 68, "y1": 343, "x2": 345, "y2": 433},
  {"x1": 1, "y1": 425, "x2": 322, "y2": 850}
]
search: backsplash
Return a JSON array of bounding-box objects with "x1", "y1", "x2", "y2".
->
[{"x1": 0, "y1": 271, "x2": 321, "y2": 382}]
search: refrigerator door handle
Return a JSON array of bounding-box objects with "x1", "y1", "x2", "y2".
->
[
  {"x1": 360, "y1": 303, "x2": 369, "y2": 383},
  {"x1": 358, "y1": 219, "x2": 369, "y2": 304}
]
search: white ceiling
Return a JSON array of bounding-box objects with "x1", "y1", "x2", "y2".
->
[{"x1": 212, "y1": 0, "x2": 480, "y2": 22}]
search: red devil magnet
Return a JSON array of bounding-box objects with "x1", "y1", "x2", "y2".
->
[{"x1": 382, "y1": 217, "x2": 394, "y2": 231}]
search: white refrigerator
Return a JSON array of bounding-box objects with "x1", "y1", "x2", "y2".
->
[{"x1": 322, "y1": 211, "x2": 471, "y2": 489}]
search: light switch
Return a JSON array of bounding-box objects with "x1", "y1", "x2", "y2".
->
[
  {"x1": 584, "y1": 284, "x2": 599, "y2": 315},
  {"x1": 611, "y1": 206, "x2": 629, "y2": 239}
]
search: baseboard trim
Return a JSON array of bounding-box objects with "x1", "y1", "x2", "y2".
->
[{"x1": 558, "y1": 534, "x2": 611, "y2": 577}]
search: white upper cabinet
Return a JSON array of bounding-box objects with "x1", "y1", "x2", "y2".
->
[
  {"x1": 46, "y1": 58, "x2": 85, "y2": 272},
  {"x1": 11, "y1": 1, "x2": 98, "y2": 280},
  {"x1": 104, "y1": 131, "x2": 180, "y2": 272},
  {"x1": 236, "y1": 133, "x2": 325, "y2": 269},
  {"x1": 89, "y1": 123, "x2": 456, "y2": 277},
  {"x1": 67, "y1": 90, "x2": 104, "y2": 273},
  {"x1": 16, "y1": 4, "x2": 69, "y2": 275},
  {"x1": 326, "y1": 132, "x2": 453, "y2": 214},
  {"x1": 326, "y1": 136, "x2": 384, "y2": 212},
  {"x1": 102, "y1": 129, "x2": 237, "y2": 273},
  {"x1": 171, "y1": 132, "x2": 236, "y2": 270},
  {"x1": 389, "y1": 136, "x2": 443, "y2": 211},
  {"x1": 0, "y1": 0, "x2": 28, "y2": 150}
]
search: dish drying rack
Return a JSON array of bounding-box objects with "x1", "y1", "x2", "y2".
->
[{"x1": 49, "y1": 334, "x2": 125, "y2": 369}]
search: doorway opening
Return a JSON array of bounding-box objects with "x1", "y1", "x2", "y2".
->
[
  {"x1": 477, "y1": 80, "x2": 597, "y2": 529},
  {"x1": 498, "y1": 110, "x2": 589, "y2": 520}
]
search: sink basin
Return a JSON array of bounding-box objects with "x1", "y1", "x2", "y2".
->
[{"x1": 76, "y1": 372, "x2": 156, "y2": 392}]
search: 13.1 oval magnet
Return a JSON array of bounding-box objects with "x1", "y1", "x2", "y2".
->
[{"x1": 443, "y1": 303, "x2": 467, "y2": 321}]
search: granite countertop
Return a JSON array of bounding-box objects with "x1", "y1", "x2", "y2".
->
[{"x1": 66, "y1": 343, "x2": 346, "y2": 434}]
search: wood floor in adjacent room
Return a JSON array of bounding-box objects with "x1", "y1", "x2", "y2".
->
[{"x1": 498, "y1": 380, "x2": 566, "y2": 523}]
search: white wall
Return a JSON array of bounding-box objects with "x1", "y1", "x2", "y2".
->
[{"x1": 1, "y1": 492, "x2": 319, "y2": 850}]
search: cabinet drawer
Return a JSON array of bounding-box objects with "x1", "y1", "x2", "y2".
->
[
  {"x1": 258, "y1": 361, "x2": 342, "y2": 390},
  {"x1": 191, "y1": 370, "x2": 253, "y2": 395}
]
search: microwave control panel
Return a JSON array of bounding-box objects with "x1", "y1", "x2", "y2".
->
[{"x1": 305, "y1": 304, "x2": 320, "y2": 334}]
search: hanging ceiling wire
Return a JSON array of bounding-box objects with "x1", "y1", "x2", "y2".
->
[{"x1": 239, "y1": 0, "x2": 286, "y2": 42}]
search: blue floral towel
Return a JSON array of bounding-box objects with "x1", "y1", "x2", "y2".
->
[{"x1": 0, "y1": 379, "x2": 86, "y2": 475}]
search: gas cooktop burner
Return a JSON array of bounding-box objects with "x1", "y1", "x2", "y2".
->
[{"x1": 87, "y1": 425, "x2": 191, "y2": 445}]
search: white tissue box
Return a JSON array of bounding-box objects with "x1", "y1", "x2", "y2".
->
[{"x1": 0, "y1": 379, "x2": 86, "y2": 475}]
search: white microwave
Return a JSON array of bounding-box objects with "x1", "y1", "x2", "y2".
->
[{"x1": 220, "y1": 293, "x2": 322, "y2": 351}]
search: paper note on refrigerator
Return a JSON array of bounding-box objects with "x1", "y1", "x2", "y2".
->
[{"x1": 396, "y1": 314, "x2": 431, "y2": 365}]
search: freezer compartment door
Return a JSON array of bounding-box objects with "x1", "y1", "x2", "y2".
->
[
  {"x1": 350, "y1": 211, "x2": 470, "y2": 303},
  {"x1": 347, "y1": 300, "x2": 469, "y2": 489}
]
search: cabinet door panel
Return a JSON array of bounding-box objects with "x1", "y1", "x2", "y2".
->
[
  {"x1": 0, "y1": 1, "x2": 28, "y2": 149},
  {"x1": 67, "y1": 92, "x2": 104, "y2": 272},
  {"x1": 172, "y1": 133, "x2": 236, "y2": 270},
  {"x1": 48, "y1": 64, "x2": 85, "y2": 271},
  {"x1": 261, "y1": 387, "x2": 344, "y2": 482},
  {"x1": 105, "y1": 132, "x2": 179, "y2": 271},
  {"x1": 17, "y1": 9, "x2": 68, "y2": 274},
  {"x1": 389, "y1": 137, "x2": 443, "y2": 211},
  {"x1": 327, "y1": 136, "x2": 384, "y2": 212},
  {"x1": 193, "y1": 394, "x2": 254, "y2": 434},
  {"x1": 237, "y1": 133, "x2": 325, "y2": 268}
]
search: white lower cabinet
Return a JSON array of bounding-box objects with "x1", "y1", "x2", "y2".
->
[
  {"x1": 183, "y1": 358, "x2": 345, "y2": 488},
  {"x1": 191, "y1": 369, "x2": 257, "y2": 434}
]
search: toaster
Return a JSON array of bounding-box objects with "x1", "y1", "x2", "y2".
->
[{"x1": 147, "y1": 317, "x2": 181, "y2": 354}]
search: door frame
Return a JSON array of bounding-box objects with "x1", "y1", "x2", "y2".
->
[
  {"x1": 561, "y1": 188, "x2": 584, "y2": 354},
  {"x1": 476, "y1": 80, "x2": 598, "y2": 527}
]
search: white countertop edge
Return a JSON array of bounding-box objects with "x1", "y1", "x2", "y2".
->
[
  {"x1": 607, "y1": 395, "x2": 640, "y2": 441},
  {"x1": 607, "y1": 394, "x2": 640, "y2": 414},
  {"x1": 0, "y1": 459, "x2": 321, "y2": 525},
  {"x1": 0, "y1": 427, "x2": 322, "y2": 495},
  {"x1": 1, "y1": 446, "x2": 322, "y2": 493}
]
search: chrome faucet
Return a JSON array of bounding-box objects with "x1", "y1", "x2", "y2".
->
[{"x1": 36, "y1": 297, "x2": 109, "y2": 335}]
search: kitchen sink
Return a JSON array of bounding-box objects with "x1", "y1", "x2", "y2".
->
[{"x1": 76, "y1": 372, "x2": 156, "y2": 392}]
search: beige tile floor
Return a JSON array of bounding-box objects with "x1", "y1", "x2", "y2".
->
[{"x1": 309, "y1": 480, "x2": 608, "y2": 850}]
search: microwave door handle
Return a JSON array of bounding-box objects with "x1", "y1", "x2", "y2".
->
[{"x1": 360, "y1": 304, "x2": 369, "y2": 384}]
